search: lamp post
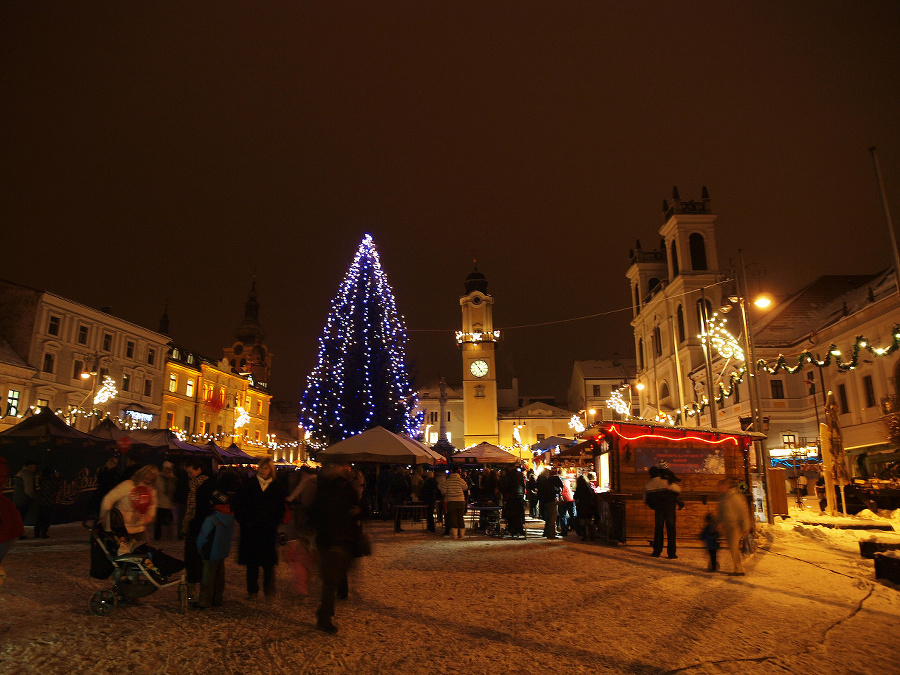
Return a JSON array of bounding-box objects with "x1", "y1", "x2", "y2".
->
[{"x1": 733, "y1": 249, "x2": 773, "y2": 524}]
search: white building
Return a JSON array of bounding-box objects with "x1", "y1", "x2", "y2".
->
[
  {"x1": 568, "y1": 358, "x2": 639, "y2": 423},
  {"x1": 0, "y1": 279, "x2": 169, "y2": 432}
]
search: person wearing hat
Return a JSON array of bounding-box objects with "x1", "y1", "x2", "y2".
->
[
  {"x1": 13, "y1": 460, "x2": 37, "y2": 539},
  {"x1": 194, "y1": 474, "x2": 239, "y2": 609}
]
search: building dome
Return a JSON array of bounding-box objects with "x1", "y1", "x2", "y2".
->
[{"x1": 464, "y1": 268, "x2": 488, "y2": 295}]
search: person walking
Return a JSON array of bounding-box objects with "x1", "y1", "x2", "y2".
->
[
  {"x1": 100, "y1": 464, "x2": 159, "y2": 543},
  {"x1": 33, "y1": 468, "x2": 61, "y2": 538},
  {"x1": 526, "y1": 470, "x2": 539, "y2": 519},
  {"x1": 154, "y1": 461, "x2": 178, "y2": 541},
  {"x1": 421, "y1": 470, "x2": 440, "y2": 533},
  {"x1": 313, "y1": 462, "x2": 364, "y2": 634},
  {"x1": 389, "y1": 466, "x2": 411, "y2": 533},
  {"x1": 194, "y1": 475, "x2": 239, "y2": 610},
  {"x1": 285, "y1": 465, "x2": 318, "y2": 595},
  {"x1": 90, "y1": 455, "x2": 120, "y2": 520},
  {"x1": 557, "y1": 471, "x2": 575, "y2": 537},
  {"x1": 643, "y1": 466, "x2": 681, "y2": 558},
  {"x1": 13, "y1": 460, "x2": 37, "y2": 539},
  {"x1": 718, "y1": 478, "x2": 751, "y2": 576},
  {"x1": 0, "y1": 457, "x2": 25, "y2": 583},
  {"x1": 181, "y1": 459, "x2": 214, "y2": 600},
  {"x1": 574, "y1": 474, "x2": 598, "y2": 541},
  {"x1": 699, "y1": 512, "x2": 721, "y2": 572},
  {"x1": 443, "y1": 465, "x2": 469, "y2": 539},
  {"x1": 236, "y1": 457, "x2": 286, "y2": 599},
  {"x1": 536, "y1": 468, "x2": 562, "y2": 539}
]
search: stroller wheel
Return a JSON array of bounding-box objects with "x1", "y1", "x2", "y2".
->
[
  {"x1": 177, "y1": 583, "x2": 189, "y2": 615},
  {"x1": 89, "y1": 589, "x2": 118, "y2": 617}
]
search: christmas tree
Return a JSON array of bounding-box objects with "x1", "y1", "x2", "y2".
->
[{"x1": 300, "y1": 234, "x2": 421, "y2": 445}]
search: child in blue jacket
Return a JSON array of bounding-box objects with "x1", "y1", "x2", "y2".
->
[
  {"x1": 699, "y1": 512, "x2": 720, "y2": 572},
  {"x1": 195, "y1": 488, "x2": 236, "y2": 609}
]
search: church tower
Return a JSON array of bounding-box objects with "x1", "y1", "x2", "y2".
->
[
  {"x1": 224, "y1": 278, "x2": 273, "y2": 387},
  {"x1": 626, "y1": 186, "x2": 724, "y2": 424},
  {"x1": 458, "y1": 266, "x2": 499, "y2": 446}
]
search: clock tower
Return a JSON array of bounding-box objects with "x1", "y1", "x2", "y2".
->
[{"x1": 458, "y1": 267, "x2": 499, "y2": 446}]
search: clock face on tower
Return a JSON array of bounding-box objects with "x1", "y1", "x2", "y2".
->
[{"x1": 470, "y1": 359, "x2": 489, "y2": 378}]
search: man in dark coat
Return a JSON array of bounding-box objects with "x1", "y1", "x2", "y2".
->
[
  {"x1": 389, "y1": 466, "x2": 411, "y2": 533},
  {"x1": 313, "y1": 462, "x2": 362, "y2": 634},
  {"x1": 182, "y1": 458, "x2": 215, "y2": 597},
  {"x1": 235, "y1": 457, "x2": 286, "y2": 598},
  {"x1": 643, "y1": 466, "x2": 682, "y2": 558},
  {"x1": 535, "y1": 468, "x2": 563, "y2": 539}
]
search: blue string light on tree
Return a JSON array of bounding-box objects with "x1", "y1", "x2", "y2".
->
[{"x1": 300, "y1": 234, "x2": 422, "y2": 445}]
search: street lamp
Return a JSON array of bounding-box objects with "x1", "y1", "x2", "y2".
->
[{"x1": 719, "y1": 250, "x2": 773, "y2": 524}]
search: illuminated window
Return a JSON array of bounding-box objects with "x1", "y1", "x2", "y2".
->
[
  {"x1": 186, "y1": 379, "x2": 194, "y2": 397},
  {"x1": 219, "y1": 388, "x2": 227, "y2": 407},
  {"x1": 782, "y1": 434, "x2": 796, "y2": 449},
  {"x1": 36, "y1": 398, "x2": 49, "y2": 408},
  {"x1": 166, "y1": 412, "x2": 174, "y2": 429},
  {"x1": 42, "y1": 353, "x2": 54, "y2": 374},
  {"x1": 77, "y1": 325, "x2": 88, "y2": 345},
  {"x1": 256, "y1": 400, "x2": 262, "y2": 415},
  {"x1": 168, "y1": 373, "x2": 177, "y2": 393},
  {"x1": 48, "y1": 316, "x2": 60, "y2": 336},
  {"x1": 122, "y1": 373, "x2": 130, "y2": 392},
  {"x1": 255, "y1": 430, "x2": 260, "y2": 442},
  {"x1": 6, "y1": 390, "x2": 20, "y2": 416}
]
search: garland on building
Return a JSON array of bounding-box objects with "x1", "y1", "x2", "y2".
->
[
  {"x1": 656, "y1": 324, "x2": 900, "y2": 425},
  {"x1": 300, "y1": 234, "x2": 421, "y2": 445}
]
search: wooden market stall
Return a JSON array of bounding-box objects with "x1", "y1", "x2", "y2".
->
[{"x1": 567, "y1": 420, "x2": 764, "y2": 544}]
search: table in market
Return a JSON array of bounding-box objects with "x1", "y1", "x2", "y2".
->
[{"x1": 394, "y1": 503, "x2": 428, "y2": 530}]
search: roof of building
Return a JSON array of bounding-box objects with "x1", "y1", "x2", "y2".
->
[
  {"x1": 752, "y1": 271, "x2": 893, "y2": 348},
  {"x1": 574, "y1": 358, "x2": 637, "y2": 379},
  {"x1": 0, "y1": 335, "x2": 32, "y2": 370},
  {"x1": 500, "y1": 401, "x2": 573, "y2": 419}
]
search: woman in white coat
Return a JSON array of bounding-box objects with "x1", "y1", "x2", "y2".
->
[{"x1": 100, "y1": 464, "x2": 159, "y2": 543}]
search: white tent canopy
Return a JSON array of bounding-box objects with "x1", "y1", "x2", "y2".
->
[{"x1": 316, "y1": 426, "x2": 434, "y2": 464}]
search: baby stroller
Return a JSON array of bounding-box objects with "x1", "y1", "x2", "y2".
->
[{"x1": 88, "y1": 509, "x2": 188, "y2": 617}]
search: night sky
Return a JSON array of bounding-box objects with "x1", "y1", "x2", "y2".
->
[{"x1": 2, "y1": 2, "x2": 899, "y2": 405}]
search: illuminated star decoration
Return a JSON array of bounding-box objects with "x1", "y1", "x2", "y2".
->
[
  {"x1": 300, "y1": 234, "x2": 421, "y2": 445},
  {"x1": 606, "y1": 387, "x2": 631, "y2": 417},
  {"x1": 701, "y1": 313, "x2": 745, "y2": 361},
  {"x1": 234, "y1": 406, "x2": 251, "y2": 429},
  {"x1": 568, "y1": 415, "x2": 585, "y2": 433},
  {"x1": 93, "y1": 376, "x2": 118, "y2": 405}
]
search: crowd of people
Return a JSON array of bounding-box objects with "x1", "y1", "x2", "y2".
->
[{"x1": 0, "y1": 452, "x2": 759, "y2": 631}]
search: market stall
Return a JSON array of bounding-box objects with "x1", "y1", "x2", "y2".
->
[{"x1": 574, "y1": 421, "x2": 764, "y2": 543}]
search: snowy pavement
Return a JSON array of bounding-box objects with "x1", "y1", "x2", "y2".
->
[{"x1": 1, "y1": 511, "x2": 899, "y2": 675}]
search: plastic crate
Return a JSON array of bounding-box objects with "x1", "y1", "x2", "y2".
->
[{"x1": 873, "y1": 553, "x2": 900, "y2": 584}]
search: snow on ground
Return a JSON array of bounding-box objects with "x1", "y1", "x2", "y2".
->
[{"x1": 1, "y1": 514, "x2": 899, "y2": 675}]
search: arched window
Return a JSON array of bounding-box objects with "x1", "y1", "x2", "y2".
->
[
  {"x1": 647, "y1": 278, "x2": 661, "y2": 301},
  {"x1": 660, "y1": 382, "x2": 670, "y2": 400},
  {"x1": 638, "y1": 338, "x2": 645, "y2": 369},
  {"x1": 633, "y1": 284, "x2": 640, "y2": 312},
  {"x1": 671, "y1": 240, "x2": 679, "y2": 277},
  {"x1": 689, "y1": 233, "x2": 707, "y2": 270},
  {"x1": 676, "y1": 305, "x2": 686, "y2": 343},
  {"x1": 653, "y1": 326, "x2": 662, "y2": 357}
]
